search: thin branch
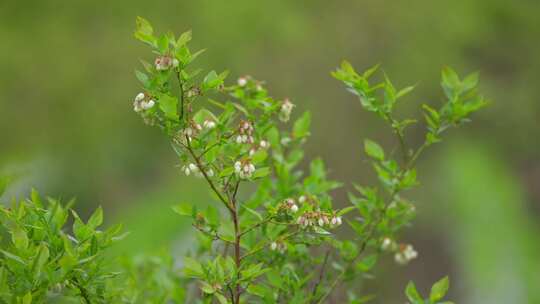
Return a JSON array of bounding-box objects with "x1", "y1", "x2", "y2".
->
[
  {"x1": 192, "y1": 224, "x2": 234, "y2": 244},
  {"x1": 240, "y1": 216, "x2": 274, "y2": 237},
  {"x1": 311, "y1": 249, "x2": 331, "y2": 302},
  {"x1": 185, "y1": 137, "x2": 234, "y2": 213}
]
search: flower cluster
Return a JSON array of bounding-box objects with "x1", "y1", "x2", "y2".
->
[
  {"x1": 133, "y1": 92, "x2": 155, "y2": 112},
  {"x1": 281, "y1": 198, "x2": 299, "y2": 213},
  {"x1": 235, "y1": 120, "x2": 255, "y2": 144},
  {"x1": 296, "y1": 211, "x2": 342, "y2": 228},
  {"x1": 234, "y1": 159, "x2": 255, "y2": 179},
  {"x1": 182, "y1": 163, "x2": 214, "y2": 178},
  {"x1": 394, "y1": 244, "x2": 418, "y2": 265},
  {"x1": 203, "y1": 119, "x2": 216, "y2": 129},
  {"x1": 279, "y1": 98, "x2": 294, "y2": 122},
  {"x1": 154, "y1": 55, "x2": 179, "y2": 71},
  {"x1": 270, "y1": 241, "x2": 287, "y2": 253}
]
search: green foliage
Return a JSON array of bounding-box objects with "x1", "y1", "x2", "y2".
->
[
  {"x1": 129, "y1": 17, "x2": 484, "y2": 303},
  {"x1": 405, "y1": 276, "x2": 452, "y2": 304},
  {"x1": 0, "y1": 17, "x2": 485, "y2": 304},
  {"x1": 0, "y1": 191, "x2": 126, "y2": 303}
]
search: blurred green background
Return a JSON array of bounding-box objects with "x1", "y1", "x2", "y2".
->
[{"x1": 1, "y1": 0, "x2": 539, "y2": 302}]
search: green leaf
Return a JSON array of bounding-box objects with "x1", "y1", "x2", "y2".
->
[
  {"x1": 429, "y1": 276, "x2": 450, "y2": 302},
  {"x1": 184, "y1": 257, "x2": 204, "y2": 278},
  {"x1": 201, "y1": 70, "x2": 224, "y2": 91},
  {"x1": 87, "y1": 206, "x2": 103, "y2": 229},
  {"x1": 337, "y1": 206, "x2": 356, "y2": 216},
  {"x1": 405, "y1": 281, "x2": 424, "y2": 304},
  {"x1": 293, "y1": 111, "x2": 311, "y2": 138},
  {"x1": 31, "y1": 243, "x2": 50, "y2": 276},
  {"x1": 11, "y1": 226, "x2": 28, "y2": 250},
  {"x1": 177, "y1": 30, "x2": 192, "y2": 47},
  {"x1": 158, "y1": 94, "x2": 179, "y2": 121},
  {"x1": 135, "y1": 16, "x2": 153, "y2": 36},
  {"x1": 22, "y1": 292, "x2": 32, "y2": 304},
  {"x1": 172, "y1": 203, "x2": 193, "y2": 217},
  {"x1": 252, "y1": 167, "x2": 270, "y2": 179},
  {"x1": 135, "y1": 70, "x2": 150, "y2": 88},
  {"x1": 246, "y1": 284, "x2": 267, "y2": 298},
  {"x1": 364, "y1": 139, "x2": 384, "y2": 160},
  {"x1": 134, "y1": 17, "x2": 156, "y2": 46},
  {"x1": 251, "y1": 150, "x2": 268, "y2": 164},
  {"x1": 242, "y1": 205, "x2": 263, "y2": 221},
  {"x1": 215, "y1": 293, "x2": 228, "y2": 304},
  {"x1": 219, "y1": 167, "x2": 235, "y2": 178},
  {"x1": 396, "y1": 85, "x2": 415, "y2": 99},
  {"x1": 356, "y1": 254, "x2": 377, "y2": 272},
  {"x1": 1, "y1": 250, "x2": 26, "y2": 265},
  {"x1": 200, "y1": 281, "x2": 216, "y2": 294}
]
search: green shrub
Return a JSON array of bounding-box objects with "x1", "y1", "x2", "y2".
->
[{"x1": 0, "y1": 17, "x2": 486, "y2": 303}]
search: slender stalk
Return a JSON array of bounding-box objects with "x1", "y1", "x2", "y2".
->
[
  {"x1": 184, "y1": 139, "x2": 234, "y2": 213},
  {"x1": 73, "y1": 278, "x2": 91, "y2": 304},
  {"x1": 176, "y1": 70, "x2": 185, "y2": 121},
  {"x1": 311, "y1": 249, "x2": 331, "y2": 303},
  {"x1": 232, "y1": 206, "x2": 241, "y2": 304}
]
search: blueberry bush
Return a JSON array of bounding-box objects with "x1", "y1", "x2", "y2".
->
[{"x1": 0, "y1": 17, "x2": 487, "y2": 303}]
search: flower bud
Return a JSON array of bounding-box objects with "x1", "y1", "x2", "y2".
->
[
  {"x1": 237, "y1": 77, "x2": 247, "y2": 87},
  {"x1": 141, "y1": 99, "x2": 155, "y2": 110},
  {"x1": 290, "y1": 204, "x2": 298, "y2": 213},
  {"x1": 381, "y1": 238, "x2": 393, "y2": 251},
  {"x1": 183, "y1": 166, "x2": 191, "y2": 176},
  {"x1": 135, "y1": 92, "x2": 145, "y2": 102},
  {"x1": 203, "y1": 120, "x2": 216, "y2": 129},
  {"x1": 270, "y1": 242, "x2": 277, "y2": 251}
]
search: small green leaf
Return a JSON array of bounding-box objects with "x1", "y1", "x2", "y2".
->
[
  {"x1": 184, "y1": 257, "x2": 204, "y2": 278},
  {"x1": 158, "y1": 94, "x2": 179, "y2": 121},
  {"x1": 405, "y1": 281, "x2": 423, "y2": 304},
  {"x1": 429, "y1": 276, "x2": 450, "y2": 302},
  {"x1": 242, "y1": 205, "x2": 263, "y2": 221},
  {"x1": 31, "y1": 243, "x2": 50, "y2": 276},
  {"x1": 87, "y1": 206, "x2": 103, "y2": 229},
  {"x1": 293, "y1": 111, "x2": 311, "y2": 138},
  {"x1": 215, "y1": 293, "x2": 228, "y2": 304},
  {"x1": 337, "y1": 206, "x2": 356, "y2": 216},
  {"x1": 200, "y1": 281, "x2": 216, "y2": 294},
  {"x1": 396, "y1": 85, "x2": 415, "y2": 99},
  {"x1": 135, "y1": 16, "x2": 153, "y2": 36},
  {"x1": 252, "y1": 167, "x2": 270, "y2": 179},
  {"x1": 177, "y1": 30, "x2": 192, "y2": 47},
  {"x1": 11, "y1": 226, "x2": 28, "y2": 250},
  {"x1": 1, "y1": 250, "x2": 26, "y2": 265},
  {"x1": 172, "y1": 203, "x2": 193, "y2": 216},
  {"x1": 356, "y1": 254, "x2": 377, "y2": 272},
  {"x1": 364, "y1": 139, "x2": 384, "y2": 160},
  {"x1": 22, "y1": 292, "x2": 32, "y2": 304},
  {"x1": 135, "y1": 70, "x2": 150, "y2": 88}
]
